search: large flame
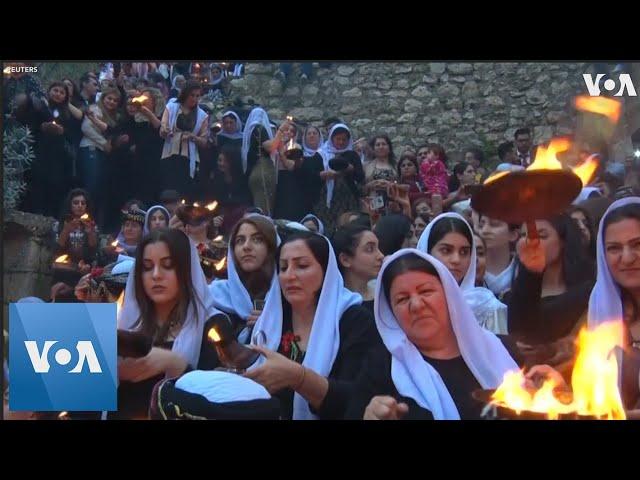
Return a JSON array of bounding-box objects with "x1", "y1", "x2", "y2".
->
[
  {"x1": 208, "y1": 327, "x2": 221, "y2": 343},
  {"x1": 572, "y1": 155, "x2": 600, "y2": 187},
  {"x1": 490, "y1": 322, "x2": 626, "y2": 420},
  {"x1": 527, "y1": 138, "x2": 570, "y2": 172},
  {"x1": 575, "y1": 95, "x2": 622, "y2": 124},
  {"x1": 55, "y1": 254, "x2": 70, "y2": 263},
  {"x1": 193, "y1": 202, "x2": 200, "y2": 207}
]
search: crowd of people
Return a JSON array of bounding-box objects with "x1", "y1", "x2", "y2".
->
[{"x1": 3, "y1": 62, "x2": 640, "y2": 420}]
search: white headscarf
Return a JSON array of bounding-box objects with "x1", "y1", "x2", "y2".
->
[
  {"x1": 208, "y1": 216, "x2": 281, "y2": 343},
  {"x1": 416, "y1": 212, "x2": 507, "y2": 334},
  {"x1": 241, "y1": 107, "x2": 274, "y2": 174},
  {"x1": 248, "y1": 235, "x2": 362, "y2": 420},
  {"x1": 118, "y1": 234, "x2": 220, "y2": 369},
  {"x1": 321, "y1": 123, "x2": 353, "y2": 208},
  {"x1": 374, "y1": 249, "x2": 518, "y2": 419},
  {"x1": 587, "y1": 196, "x2": 640, "y2": 347},
  {"x1": 143, "y1": 205, "x2": 171, "y2": 237},
  {"x1": 574, "y1": 186, "x2": 602, "y2": 205},
  {"x1": 300, "y1": 214, "x2": 325, "y2": 235},
  {"x1": 218, "y1": 111, "x2": 244, "y2": 140},
  {"x1": 302, "y1": 125, "x2": 325, "y2": 158}
]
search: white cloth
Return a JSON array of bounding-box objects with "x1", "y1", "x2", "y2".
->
[
  {"x1": 218, "y1": 111, "x2": 243, "y2": 140},
  {"x1": 484, "y1": 257, "x2": 516, "y2": 297},
  {"x1": 573, "y1": 186, "x2": 602, "y2": 205},
  {"x1": 241, "y1": 107, "x2": 274, "y2": 174},
  {"x1": 302, "y1": 126, "x2": 325, "y2": 158},
  {"x1": 161, "y1": 101, "x2": 208, "y2": 178},
  {"x1": 143, "y1": 205, "x2": 170, "y2": 237},
  {"x1": 587, "y1": 196, "x2": 640, "y2": 347},
  {"x1": 111, "y1": 260, "x2": 134, "y2": 275},
  {"x1": 374, "y1": 248, "x2": 518, "y2": 419},
  {"x1": 248, "y1": 235, "x2": 362, "y2": 420},
  {"x1": 118, "y1": 237, "x2": 220, "y2": 370},
  {"x1": 300, "y1": 214, "x2": 325, "y2": 235},
  {"x1": 416, "y1": 212, "x2": 507, "y2": 334},
  {"x1": 115, "y1": 231, "x2": 140, "y2": 257},
  {"x1": 321, "y1": 123, "x2": 353, "y2": 208},
  {"x1": 175, "y1": 370, "x2": 271, "y2": 403}
]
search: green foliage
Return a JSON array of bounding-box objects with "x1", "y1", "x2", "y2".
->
[
  {"x1": 36, "y1": 62, "x2": 100, "y2": 88},
  {"x1": 3, "y1": 123, "x2": 35, "y2": 211}
]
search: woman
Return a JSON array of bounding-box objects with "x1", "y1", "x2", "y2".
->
[
  {"x1": 168, "y1": 74, "x2": 186, "y2": 100},
  {"x1": 364, "y1": 134, "x2": 398, "y2": 196},
  {"x1": 208, "y1": 215, "x2": 279, "y2": 343},
  {"x1": 444, "y1": 162, "x2": 476, "y2": 211},
  {"x1": 244, "y1": 231, "x2": 379, "y2": 419},
  {"x1": 313, "y1": 124, "x2": 365, "y2": 234},
  {"x1": 160, "y1": 80, "x2": 209, "y2": 198},
  {"x1": 55, "y1": 188, "x2": 98, "y2": 271},
  {"x1": 373, "y1": 214, "x2": 413, "y2": 256},
  {"x1": 567, "y1": 204, "x2": 596, "y2": 259},
  {"x1": 216, "y1": 110, "x2": 244, "y2": 149},
  {"x1": 79, "y1": 87, "x2": 122, "y2": 227},
  {"x1": 413, "y1": 214, "x2": 428, "y2": 243},
  {"x1": 143, "y1": 205, "x2": 170, "y2": 236},
  {"x1": 300, "y1": 214, "x2": 325, "y2": 235},
  {"x1": 211, "y1": 145, "x2": 253, "y2": 235},
  {"x1": 507, "y1": 213, "x2": 595, "y2": 365},
  {"x1": 477, "y1": 215, "x2": 519, "y2": 298},
  {"x1": 332, "y1": 223, "x2": 384, "y2": 313},
  {"x1": 116, "y1": 228, "x2": 222, "y2": 418},
  {"x1": 397, "y1": 151, "x2": 424, "y2": 201},
  {"x1": 242, "y1": 107, "x2": 276, "y2": 217},
  {"x1": 112, "y1": 207, "x2": 146, "y2": 258},
  {"x1": 417, "y1": 213, "x2": 508, "y2": 334},
  {"x1": 464, "y1": 147, "x2": 487, "y2": 183},
  {"x1": 346, "y1": 250, "x2": 522, "y2": 420},
  {"x1": 299, "y1": 125, "x2": 326, "y2": 214}
]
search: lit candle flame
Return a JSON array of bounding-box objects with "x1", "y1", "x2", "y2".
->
[
  {"x1": 213, "y1": 235, "x2": 223, "y2": 242},
  {"x1": 215, "y1": 257, "x2": 226, "y2": 271},
  {"x1": 205, "y1": 201, "x2": 218, "y2": 211},
  {"x1": 208, "y1": 326, "x2": 221, "y2": 343},
  {"x1": 181, "y1": 199, "x2": 186, "y2": 205},
  {"x1": 193, "y1": 202, "x2": 200, "y2": 207},
  {"x1": 55, "y1": 254, "x2": 70, "y2": 263},
  {"x1": 80, "y1": 214, "x2": 89, "y2": 221},
  {"x1": 214, "y1": 122, "x2": 221, "y2": 129},
  {"x1": 58, "y1": 411, "x2": 69, "y2": 419},
  {"x1": 286, "y1": 115, "x2": 294, "y2": 122},
  {"x1": 287, "y1": 139, "x2": 295, "y2": 150},
  {"x1": 111, "y1": 240, "x2": 118, "y2": 247},
  {"x1": 131, "y1": 94, "x2": 149, "y2": 104},
  {"x1": 572, "y1": 155, "x2": 600, "y2": 187},
  {"x1": 575, "y1": 95, "x2": 622, "y2": 124}
]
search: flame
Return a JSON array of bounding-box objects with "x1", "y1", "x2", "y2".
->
[
  {"x1": 215, "y1": 257, "x2": 226, "y2": 271},
  {"x1": 490, "y1": 322, "x2": 626, "y2": 420},
  {"x1": 55, "y1": 254, "x2": 70, "y2": 263},
  {"x1": 527, "y1": 138, "x2": 570, "y2": 172},
  {"x1": 131, "y1": 94, "x2": 149, "y2": 104},
  {"x1": 116, "y1": 290, "x2": 125, "y2": 317},
  {"x1": 575, "y1": 95, "x2": 622, "y2": 124},
  {"x1": 287, "y1": 139, "x2": 295, "y2": 150},
  {"x1": 181, "y1": 199, "x2": 186, "y2": 205},
  {"x1": 572, "y1": 155, "x2": 599, "y2": 187},
  {"x1": 286, "y1": 115, "x2": 294, "y2": 122},
  {"x1": 58, "y1": 411, "x2": 69, "y2": 419},
  {"x1": 80, "y1": 214, "x2": 89, "y2": 221},
  {"x1": 205, "y1": 201, "x2": 218, "y2": 211},
  {"x1": 193, "y1": 202, "x2": 200, "y2": 207},
  {"x1": 214, "y1": 122, "x2": 221, "y2": 129},
  {"x1": 194, "y1": 63, "x2": 200, "y2": 69},
  {"x1": 484, "y1": 171, "x2": 510, "y2": 185},
  {"x1": 213, "y1": 235, "x2": 223, "y2": 242},
  {"x1": 111, "y1": 240, "x2": 118, "y2": 247},
  {"x1": 208, "y1": 326, "x2": 221, "y2": 342},
  {"x1": 3, "y1": 66, "x2": 11, "y2": 75}
]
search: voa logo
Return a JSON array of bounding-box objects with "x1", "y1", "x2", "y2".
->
[
  {"x1": 583, "y1": 73, "x2": 637, "y2": 97},
  {"x1": 24, "y1": 340, "x2": 103, "y2": 373}
]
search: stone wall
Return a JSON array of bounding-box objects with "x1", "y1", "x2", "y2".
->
[{"x1": 230, "y1": 62, "x2": 637, "y2": 163}]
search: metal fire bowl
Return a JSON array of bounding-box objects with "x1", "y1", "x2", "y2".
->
[
  {"x1": 284, "y1": 147, "x2": 303, "y2": 161},
  {"x1": 472, "y1": 389, "x2": 602, "y2": 420},
  {"x1": 176, "y1": 205, "x2": 216, "y2": 227},
  {"x1": 471, "y1": 170, "x2": 582, "y2": 224}
]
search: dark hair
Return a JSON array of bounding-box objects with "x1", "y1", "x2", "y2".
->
[
  {"x1": 332, "y1": 223, "x2": 371, "y2": 273},
  {"x1": 337, "y1": 210, "x2": 372, "y2": 231},
  {"x1": 47, "y1": 82, "x2": 70, "y2": 117},
  {"x1": 382, "y1": 253, "x2": 440, "y2": 303},
  {"x1": 159, "y1": 189, "x2": 180, "y2": 203},
  {"x1": 230, "y1": 215, "x2": 278, "y2": 298},
  {"x1": 61, "y1": 77, "x2": 82, "y2": 105},
  {"x1": 330, "y1": 126, "x2": 350, "y2": 142},
  {"x1": 514, "y1": 128, "x2": 531, "y2": 139},
  {"x1": 60, "y1": 188, "x2": 93, "y2": 221},
  {"x1": 133, "y1": 228, "x2": 199, "y2": 343},
  {"x1": 464, "y1": 147, "x2": 485, "y2": 165},
  {"x1": 449, "y1": 161, "x2": 471, "y2": 192},
  {"x1": 177, "y1": 80, "x2": 202, "y2": 105},
  {"x1": 498, "y1": 141, "x2": 515, "y2": 161},
  {"x1": 219, "y1": 144, "x2": 245, "y2": 182},
  {"x1": 277, "y1": 231, "x2": 329, "y2": 276},
  {"x1": 426, "y1": 217, "x2": 473, "y2": 254},
  {"x1": 425, "y1": 143, "x2": 447, "y2": 164},
  {"x1": 397, "y1": 154, "x2": 419, "y2": 179},
  {"x1": 79, "y1": 73, "x2": 97, "y2": 90},
  {"x1": 146, "y1": 206, "x2": 170, "y2": 230},
  {"x1": 369, "y1": 134, "x2": 396, "y2": 168},
  {"x1": 373, "y1": 214, "x2": 412, "y2": 256},
  {"x1": 324, "y1": 117, "x2": 342, "y2": 128},
  {"x1": 123, "y1": 198, "x2": 146, "y2": 212},
  {"x1": 566, "y1": 205, "x2": 596, "y2": 258}
]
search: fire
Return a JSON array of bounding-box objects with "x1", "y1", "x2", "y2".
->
[
  {"x1": 286, "y1": 115, "x2": 294, "y2": 122},
  {"x1": 572, "y1": 155, "x2": 599, "y2": 187},
  {"x1": 490, "y1": 322, "x2": 626, "y2": 420},
  {"x1": 111, "y1": 240, "x2": 118, "y2": 247},
  {"x1": 527, "y1": 138, "x2": 570, "y2": 172},
  {"x1": 215, "y1": 257, "x2": 226, "y2": 271},
  {"x1": 575, "y1": 95, "x2": 622, "y2": 124},
  {"x1": 80, "y1": 214, "x2": 90, "y2": 221},
  {"x1": 116, "y1": 290, "x2": 125, "y2": 317},
  {"x1": 205, "y1": 201, "x2": 218, "y2": 211},
  {"x1": 131, "y1": 94, "x2": 149, "y2": 104},
  {"x1": 213, "y1": 235, "x2": 223, "y2": 242},
  {"x1": 181, "y1": 199, "x2": 186, "y2": 205},
  {"x1": 55, "y1": 254, "x2": 69, "y2": 263},
  {"x1": 208, "y1": 327, "x2": 221, "y2": 343},
  {"x1": 483, "y1": 171, "x2": 510, "y2": 185},
  {"x1": 193, "y1": 202, "x2": 200, "y2": 207},
  {"x1": 287, "y1": 139, "x2": 295, "y2": 150}
]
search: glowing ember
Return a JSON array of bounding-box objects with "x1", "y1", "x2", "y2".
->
[
  {"x1": 572, "y1": 155, "x2": 599, "y2": 187},
  {"x1": 575, "y1": 95, "x2": 622, "y2": 124},
  {"x1": 58, "y1": 411, "x2": 69, "y2": 419},
  {"x1": 205, "y1": 201, "x2": 218, "y2": 211},
  {"x1": 490, "y1": 322, "x2": 626, "y2": 420},
  {"x1": 483, "y1": 171, "x2": 510, "y2": 185},
  {"x1": 116, "y1": 291, "x2": 125, "y2": 317},
  {"x1": 55, "y1": 254, "x2": 70, "y2": 263},
  {"x1": 527, "y1": 138, "x2": 570, "y2": 172},
  {"x1": 215, "y1": 257, "x2": 226, "y2": 271},
  {"x1": 208, "y1": 327, "x2": 221, "y2": 343},
  {"x1": 131, "y1": 94, "x2": 149, "y2": 104}
]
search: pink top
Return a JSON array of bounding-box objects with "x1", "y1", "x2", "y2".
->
[{"x1": 419, "y1": 160, "x2": 449, "y2": 198}]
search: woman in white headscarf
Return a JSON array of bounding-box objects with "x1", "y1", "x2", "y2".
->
[
  {"x1": 417, "y1": 212, "x2": 508, "y2": 334},
  {"x1": 208, "y1": 215, "x2": 280, "y2": 344},
  {"x1": 300, "y1": 214, "x2": 325, "y2": 235},
  {"x1": 299, "y1": 125, "x2": 327, "y2": 214},
  {"x1": 143, "y1": 205, "x2": 170, "y2": 236},
  {"x1": 216, "y1": 110, "x2": 244, "y2": 149},
  {"x1": 312, "y1": 124, "x2": 365, "y2": 235},
  {"x1": 116, "y1": 228, "x2": 224, "y2": 419},
  {"x1": 346, "y1": 249, "x2": 523, "y2": 420},
  {"x1": 243, "y1": 230, "x2": 379, "y2": 419}
]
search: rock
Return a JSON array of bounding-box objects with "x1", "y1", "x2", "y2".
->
[
  {"x1": 342, "y1": 87, "x2": 362, "y2": 98},
  {"x1": 354, "y1": 118, "x2": 372, "y2": 129},
  {"x1": 301, "y1": 85, "x2": 319, "y2": 96},
  {"x1": 267, "y1": 80, "x2": 284, "y2": 96},
  {"x1": 386, "y1": 90, "x2": 408, "y2": 98},
  {"x1": 510, "y1": 91, "x2": 525, "y2": 98},
  {"x1": 398, "y1": 113, "x2": 418, "y2": 123},
  {"x1": 289, "y1": 107, "x2": 324, "y2": 120},
  {"x1": 422, "y1": 75, "x2": 437, "y2": 84},
  {"x1": 244, "y1": 63, "x2": 274, "y2": 75},
  {"x1": 461, "y1": 81, "x2": 479, "y2": 98},
  {"x1": 430, "y1": 63, "x2": 446, "y2": 75},
  {"x1": 396, "y1": 79, "x2": 410, "y2": 89},
  {"x1": 485, "y1": 96, "x2": 505, "y2": 107},
  {"x1": 525, "y1": 89, "x2": 547, "y2": 105},
  {"x1": 340, "y1": 104, "x2": 359, "y2": 115},
  {"x1": 546, "y1": 110, "x2": 564, "y2": 123},
  {"x1": 379, "y1": 79, "x2": 392, "y2": 90},
  {"x1": 451, "y1": 76, "x2": 466, "y2": 83},
  {"x1": 411, "y1": 85, "x2": 432, "y2": 98},
  {"x1": 396, "y1": 64, "x2": 413, "y2": 74},
  {"x1": 404, "y1": 99, "x2": 424, "y2": 113},
  {"x1": 436, "y1": 84, "x2": 460, "y2": 97},
  {"x1": 337, "y1": 65, "x2": 356, "y2": 76},
  {"x1": 448, "y1": 63, "x2": 473, "y2": 75},
  {"x1": 284, "y1": 86, "x2": 300, "y2": 97},
  {"x1": 336, "y1": 76, "x2": 351, "y2": 86}
]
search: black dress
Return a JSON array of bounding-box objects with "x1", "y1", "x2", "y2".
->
[
  {"x1": 345, "y1": 337, "x2": 521, "y2": 420},
  {"x1": 274, "y1": 304, "x2": 379, "y2": 420},
  {"x1": 211, "y1": 172, "x2": 253, "y2": 235}
]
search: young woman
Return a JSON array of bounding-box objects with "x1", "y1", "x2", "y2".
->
[
  {"x1": 55, "y1": 188, "x2": 98, "y2": 270},
  {"x1": 143, "y1": 205, "x2": 171, "y2": 236}
]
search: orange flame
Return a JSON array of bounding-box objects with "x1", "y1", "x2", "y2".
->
[
  {"x1": 572, "y1": 155, "x2": 599, "y2": 187},
  {"x1": 80, "y1": 214, "x2": 90, "y2": 221},
  {"x1": 215, "y1": 257, "x2": 226, "y2": 271},
  {"x1": 131, "y1": 94, "x2": 149, "y2": 104},
  {"x1": 575, "y1": 95, "x2": 622, "y2": 124},
  {"x1": 116, "y1": 290, "x2": 125, "y2": 317},
  {"x1": 483, "y1": 171, "x2": 510, "y2": 185},
  {"x1": 208, "y1": 326, "x2": 221, "y2": 342},
  {"x1": 490, "y1": 322, "x2": 626, "y2": 420},
  {"x1": 527, "y1": 138, "x2": 570, "y2": 172},
  {"x1": 205, "y1": 201, "x2": 218, "y2": 211},
  {"x1": 55, "y1": 254, "x2": 70, "y2": 263}
]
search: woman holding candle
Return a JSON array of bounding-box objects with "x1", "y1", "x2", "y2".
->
[
  {"x1": 244, "y1": 231, "x2": 379, "y2": 419},
  {"x1": 55, "y1": 188, "x2": 98, "y2": 272},
  {"x1": 299, "y1": 125, "x2": 327, "y2": 214}
]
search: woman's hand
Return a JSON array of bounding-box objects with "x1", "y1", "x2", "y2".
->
[
  {"x1": 246, "y1": 309, "x2": 262, "y2": 328},
  {"x1": 77, "y1": 260, "x2": 91, "y2": 275},
  {"x1": 524, "y1": 364, "x2": 569, "y2": 391},
  {"x1": 243, "y1": 345, "x2": 302, "y2": 394},
  {"x1": 516, "y1": 236, "x2": 545, "y2": 273},
  {"x1": 118, "y1": 347, "x2": 187, "y2": 383},
  {"x1": 363, "y1": 395, "x2": 409, "y2": 420},
  {"x1": 213, "y1": 216, "x2": 224, "y2": 228}
]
